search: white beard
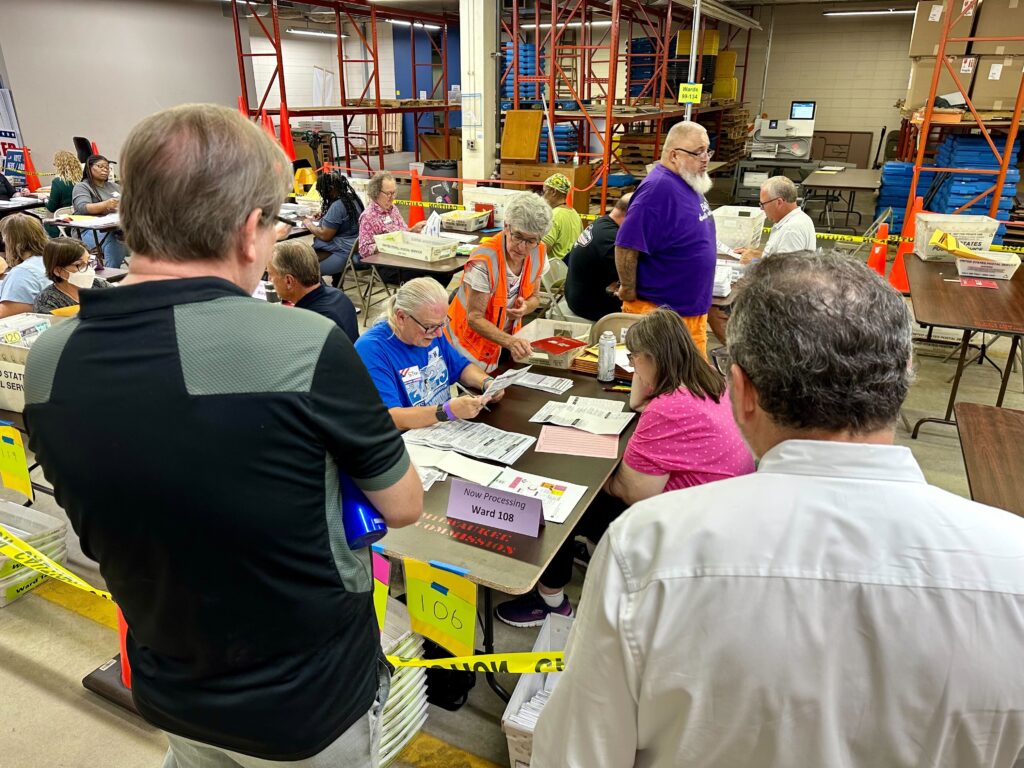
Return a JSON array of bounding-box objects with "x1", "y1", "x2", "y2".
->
[{"x1": 680, "y1": 169, "x2": 713, "y2": 196}]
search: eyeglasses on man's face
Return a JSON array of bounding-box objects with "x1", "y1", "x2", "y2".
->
[
  {"x1": 406, "y1": 311, "x2": 444, "y2": 335},
  {"x1": 759, "y1": 197, "x2": 781, "y2": 209},
  {"x1": 673, "y1": 146, "x2": 714, "y2": 161}
]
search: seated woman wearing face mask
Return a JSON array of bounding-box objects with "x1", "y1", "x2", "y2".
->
[{"x1": 33, "y1": 238, "x2": 111, "y2": 314}]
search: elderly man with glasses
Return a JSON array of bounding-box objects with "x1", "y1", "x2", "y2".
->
[
  {"x1": 736, "y1": 175, "x2": 817, "y2": 264},
  {"x1": 614, "y1": 121, "x2": 717, "y2": 357},
  {"x1": 445, "y1": 192, "x2": 552, "y2": 372}
]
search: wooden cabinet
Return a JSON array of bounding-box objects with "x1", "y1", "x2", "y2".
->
[
  {"x1": 419, "y1": 132, "x2": 462, "y2": 162},
  {"x1": 810, "y1": 131, "x2": 874, "y2": 169},
  {"x1": 497, "y1": 162, "x2": 591, "y2": 214}
]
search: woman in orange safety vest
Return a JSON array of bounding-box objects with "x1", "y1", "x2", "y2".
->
[{"x1": 445, "y1": 192, "x2": 553, "y2": 372}]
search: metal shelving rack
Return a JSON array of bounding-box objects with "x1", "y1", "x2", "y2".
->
[
  {"x1": 500, "y1": 0, "x2": 759, "y2": 210},
  {"x1": 228, "y1": 0, "x2": 458, "y2": 176},
  {"x1": 902, "y1": 0, "x2": 1024, "y2": 234}
]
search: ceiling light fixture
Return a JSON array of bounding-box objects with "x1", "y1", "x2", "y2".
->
[
  {"x1": 389, "y1": 20, "x2": 442, "y2": 30},
  {"x1": 520, "y1": 21, "x2": 614, "y2": 29},
  {"x1": 286, "y1": 27, "x2": 347, "y2": 38},
  {"x1": 822, "y1": 8, "x2": 915, "y2": 16}
]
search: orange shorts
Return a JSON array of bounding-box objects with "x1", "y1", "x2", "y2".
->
[{"x1": 620, "y1": 299, "x2": 709, "y2": 359}]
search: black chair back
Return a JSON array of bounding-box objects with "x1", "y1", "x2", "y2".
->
[{"x1": 73, "y1": 137, "x2": 93, "y2": 163}]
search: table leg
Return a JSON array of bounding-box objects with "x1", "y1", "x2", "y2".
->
[
  {"x1": 912, "y1": 328, "x2": 970, "y2": 438},
  {"x1": 996, "y1": 335, "x2": 1021, "y2": 408},
  {"x1": 482, "y1": 588, "x2": 511, "y2": 702}
]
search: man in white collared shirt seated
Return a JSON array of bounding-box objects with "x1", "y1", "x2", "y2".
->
[
  {"x1": 737, "y1": 175, "x2": 817, "y2": 263},
  {"x1": 532, "y1": 251, "x2": 1024, "y2": 768}
]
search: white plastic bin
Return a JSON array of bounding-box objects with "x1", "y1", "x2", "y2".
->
[
  {"x1": 914, "y1": 213, "x2": 999, "y2": 261},
  {"x1": 502, "y1": 613, "x2": 574, "y2": 768},
  {"x1": 712, "y1": 205, "x2": 766, "y2": 250},
  {"x1": 461, "y1": 187, "x2": 522, "y2": 226}
]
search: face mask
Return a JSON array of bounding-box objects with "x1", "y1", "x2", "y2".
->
[{"x1": 67, "y1": 267, "x2": 96, "y2": 289}]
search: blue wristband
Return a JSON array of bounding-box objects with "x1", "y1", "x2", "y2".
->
[{"x1": 443, "y1": 401, "x2": 456, "y2": 421}]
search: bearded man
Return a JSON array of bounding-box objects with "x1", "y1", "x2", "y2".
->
[{"x1": 614, "y1": 121, "x2": 717, "y2": 356}]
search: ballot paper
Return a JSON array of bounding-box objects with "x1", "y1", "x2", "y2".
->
[
  {"x1": 404, "y1": 441, "x2": 503, "y2": 487},
  {"x1": 438, "y1": 231, "x2": 478, "y2": 244},
  {"x1": 415, "y1": 466, "x2": 448, "y2": 492},
  {"x1": 714, "y1": 258, "x2": 745, "y2": 298},
  {"x1": 490, "y1": 468, "x2": 587, "y2": 524},
  {"x1": 423, "y1": 210, "x2": 443, "y2": 237},
  {"x1": 530, "y1": 397, "x2": 634, "y2": 435},
  {"x1": 404, "y1": 420, "x2": 535, "y2": 465},
  {"x1": 716, "y1": 240, "x2": 742, "y2": 258},
  {"x1": 481, "y1": 366, "x2": 533, "y2": 403},
  {"x1": 514, "y1": 371, "x2": 574, "y2": 395}
]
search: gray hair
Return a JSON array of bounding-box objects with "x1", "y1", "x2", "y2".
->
[
  {"x1": 762, "y1": 175, "x2": 798, "y2": 204},
  {"x1": 271, "y1": 241, "x2": 321, "y2": 287},
  {"x1": 503, "y1": 192, "x2": 553, "y2": 239},
  {"x1": 120, "y1": 104, "x2": 290, "y2": 262},
  {"x1": 385, "y1": 277, "x2": 450, "y2": 327},
  {"x1": 368, "y1": 172, "x2": 395, "y2": 201},
  {"x1": 662, "y1": 121, "x2": 708, "y2": 155},
  {"x1": 728, "y1": 250, "x2": 913, "y2": 433}
]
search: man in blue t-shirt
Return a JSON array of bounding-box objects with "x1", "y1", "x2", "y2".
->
[{"x1": 355, "y1": 278, "x2": 502, "y2": 430}]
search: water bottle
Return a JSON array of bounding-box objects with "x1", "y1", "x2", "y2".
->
[
  {"x1": 340, "y1": 474, "x2": 388, "y2": 549},
  {"x1": 597, "y1": 330, "x2": 616, "y2": 382}
]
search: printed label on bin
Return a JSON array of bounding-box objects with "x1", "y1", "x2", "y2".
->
[{"x1": 446, "y1": 479, "x2": 542, "y2": 537}]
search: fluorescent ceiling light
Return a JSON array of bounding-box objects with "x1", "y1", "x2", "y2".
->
[
  {"x1": 389, "y1": 20, "x2": 442, "y2": 30},
  {"x1": 286, "y1": 27, "x2": 347, "y2": 38},
  {"x1": 822, "y1": 8, "x2": 915, "y2": 15},
  {"x1": 521, "y1": 21, "x2": 614, "y2": 29}
]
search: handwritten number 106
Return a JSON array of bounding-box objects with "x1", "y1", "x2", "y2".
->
[{"x1": 420, "y1": 595, "x2": 463, "y2": 630}]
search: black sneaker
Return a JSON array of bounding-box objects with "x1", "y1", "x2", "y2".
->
[{"x1": 573, "y1": 540, "x2": 591, "y2": 569}]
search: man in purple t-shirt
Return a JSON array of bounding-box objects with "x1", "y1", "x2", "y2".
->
[{"x1": 614, "y1": 121, "x2": 717, "y2": 356}]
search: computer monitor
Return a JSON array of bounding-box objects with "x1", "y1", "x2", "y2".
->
[{"x1": 790, "y1": 101, "x2": 816, "y2": 120}]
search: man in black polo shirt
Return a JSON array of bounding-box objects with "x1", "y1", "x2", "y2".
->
[
  {"x1": 564, "y1": 192, "x2": 632, "y2": 321},
  {"x1": 269, "y1": 240, "x2": 359, "y2": 342},
  {"x1": 24, "y1": 104, "x2": 422, "y2": 767}
]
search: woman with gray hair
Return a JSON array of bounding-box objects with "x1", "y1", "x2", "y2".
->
[
  {"x1": 356, "y1": 171, "x2": 426, "y2": 263},
  {"x1": 445, "y1": 192, "x2": 553, "y2": 372},
  {"x1": 355, "y1": 277, "x2": 503, "y2": 430}
]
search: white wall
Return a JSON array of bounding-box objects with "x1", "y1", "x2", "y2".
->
[
  {"x1": 743, "y1": 6, "x2": 913, "y2": 159},
  {"x1": 0, "y1": 0, "x2": 243, "y2": 168}
]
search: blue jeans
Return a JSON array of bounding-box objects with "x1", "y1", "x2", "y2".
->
[{"x1": 82, "y1": 229, "x2": 128, "y2": 269}]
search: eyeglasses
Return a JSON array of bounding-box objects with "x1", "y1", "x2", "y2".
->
[
  {"x1": 759, "y1": 197, "x2": 781, "y2": 209},
  {"x1": 508, "y1": 230, "x2": 540, "y2": 248},
  {"x1": 67, "y1": 260, "x2": 92, "y2": 274},
  {"x1": 710, "y1": 347, "x2": 732, "y2": 376},
  {"x1": 406, "y1": 311, "x2": 444, "y2": 335},
  {"x1": 626, "y1": 351, "x2": 635, "y2": 365},
  {"x1": 673, "y1": 147, "x2": 714, "y2": 160},
  {"x1": 381, "y1": 189, "x2": 397, "y2": 198}
]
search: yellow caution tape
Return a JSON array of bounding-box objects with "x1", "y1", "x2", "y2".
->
[
  {"x1": 0, "y1": 524, "x2": 112, "y2": 601},
  {"x1": 386, "y1": 651, "x2": 564, "y2": 674},
  {"x1": 0, "y1": 522, "x2": 563, "y2": 674},
  {"x1": 394, "y1": 199, "x2": 465, "y2": 211}
]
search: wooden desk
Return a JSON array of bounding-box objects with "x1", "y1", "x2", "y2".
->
[
  {"x1": 381, "y1": 370, "x2": 634, "y2": 698},
  {"x1": 954, "y1": 402, "x2": 1024, "y2": 517},
  {"x1": 906, "y1": 256, "x2": 1024, "y2": 436},
  {"x1": 800, "y1": 169, "x2": 881, "y2": 233}
]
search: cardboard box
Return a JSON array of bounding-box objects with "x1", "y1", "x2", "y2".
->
[
  {"x1": 373, "y1": 231, "x2": 458, "y2": 262},
  {"x1": 972, "y1": 0, "x2": 1024, "y2": 55},
  {"x1": 905, "y1": 56, "x2": 974, "y2": 109},
  {"x1": 908, "y1": 1, "x2": 972, "y2": 57},
  {"x1": 914, "y1": 213, "x2": 1000, "y2": 260},
  {"x1": 970, "y1": 56, "x2": 1024, "y2": 111},
  {"x1": 0, "y1": 314, "x2": 61, "y2": 413},
  {"x1": 956, "y1": 251, "x2": 1021, "y2": 279}
]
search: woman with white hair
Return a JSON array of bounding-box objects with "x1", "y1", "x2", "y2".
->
[
  {"x1": 445, "y1": 192, "x2": 552, "y2": 372},
  {"x1": 355, "y1": 277, "x2": 502, "y2": 431}
]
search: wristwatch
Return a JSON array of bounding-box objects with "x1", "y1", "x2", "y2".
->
[{"x1": 435, "y1": 404, "x2": 449, "y2": 422}]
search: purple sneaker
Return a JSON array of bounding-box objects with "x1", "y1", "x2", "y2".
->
[{"x1": 495, "y1": 590, "x2": 573, "y2": 628}]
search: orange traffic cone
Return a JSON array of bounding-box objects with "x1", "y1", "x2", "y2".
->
[
  {"x1": 889, "y1": 196, "x2": 922, "y2": 294},
  {"x1": 117, "y1": 606, "x2": 132, "y2": 689},
  {"x1": 408, "y1": 169, "x2": 426, "y2": 228},
  {"x1": 21, "y1": 147, "x2": 40, "y2": 192},
  {"x1": 867, "y1": 222, "x2": 889, "y2": 276},
  {"x1": 279, "y1": 104, "x2": 297, "y2": 162},
  {"x1": 91, "y1": 141, "x2": 99, "y2": 156},
  {"x1": 260, "y1": 110, "x2": 276, "y2": 142}
]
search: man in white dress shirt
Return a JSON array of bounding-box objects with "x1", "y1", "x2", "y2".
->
[
  {"x1": 532, "y1": 251, "x2": 1024, "y2": 768},
  {"x1": 737, "y1": 175, "x2": 817, "y2": 262}
]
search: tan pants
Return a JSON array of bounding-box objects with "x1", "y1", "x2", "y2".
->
[{"x1": 621, "y1": 299, "x2": 709, "y2": 359}]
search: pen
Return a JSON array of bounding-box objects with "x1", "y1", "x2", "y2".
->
[
  {"x1": 455, "y1": 382, "x2": 490, "y2": 411},
  {"x1": 603, "y1": 385, "x2": 631, "y2": 393}
]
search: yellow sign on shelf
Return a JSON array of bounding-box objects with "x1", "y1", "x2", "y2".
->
[
  {"x1": 404, "y1": 559, "x2": 476, "y2": 657},
  {"x1": 677, "y1": 83, "x2": 703, "y2": 104}
]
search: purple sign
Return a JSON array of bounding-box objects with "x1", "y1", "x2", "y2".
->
[{"x1": 446, "y1": 479, "x2": 543, "y2": 538}]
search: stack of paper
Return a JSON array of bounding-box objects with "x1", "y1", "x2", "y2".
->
[
  {"x1": 491, "y1": 467, "x2": 587, "y2": 524},
  {"x1": 422, "y1": 210, "x2": 443, "y2": 238},
  {"x1": 404, "y1": 420, "x2": 535, "y2": 465},
  {"x1": 404, "y1": 441, "x2": 504, "y2": 487},
  {"x1": 530, "y1": 396, "x2": 634, "y2": 436},
  {"x1": 714, "y1": 258, "x2": 745, "y2": 298},
  {"x1": 515, "y1": 371, "x2": 574, "y2": 395},
  {"x1": 504, "y1": 688, "x2": 553, "y2": 732},
  {"x1": 481, "y1": 366, "x2": 533, "y2": 403}
]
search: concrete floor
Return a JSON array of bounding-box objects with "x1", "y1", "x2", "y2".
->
[{"x1": 2, "y1": 191, "x2": 1023, "y2": 768}]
